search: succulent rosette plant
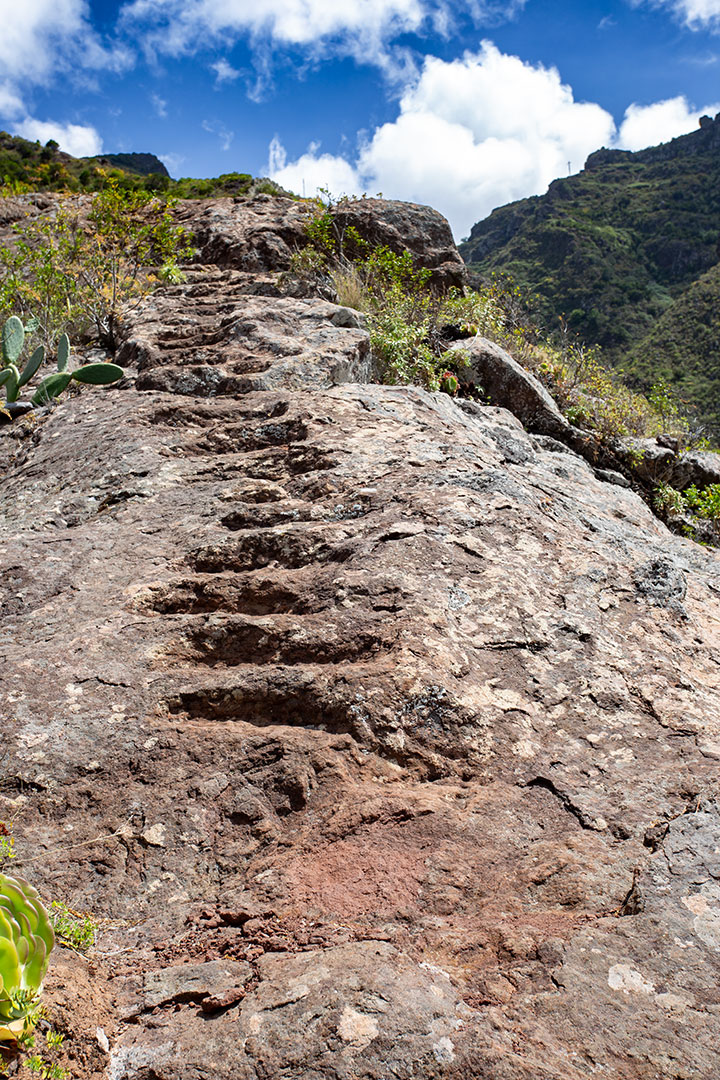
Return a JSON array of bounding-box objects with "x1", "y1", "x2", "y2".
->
[{"x1": 0, "y1": 873, "x2": 55, "y2": 1042}]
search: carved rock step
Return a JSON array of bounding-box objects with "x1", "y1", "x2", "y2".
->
[{"x1": 119, "y1": 290, "x2": 371, "y2": 394}]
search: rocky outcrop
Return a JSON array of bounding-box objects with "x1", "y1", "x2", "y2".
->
[
  {"x1": 178, "y1": 193, "x2": 312, "y2": 270},
  {"x1": 173, "y1": 193, "x2": 466, "y2": 292},
  {"x1": 328, "y1": 196, "x2": 467, "y2": 289},
  {"x1": 615, "y1": 437, "x2": 720, "y2": 490},
  {"x1": 117, "y1": 268, "x2": 371, "y2": 396},
  {"x1": 2, "y1": 195, "x2": 720, "y2": 1080},
  {"x1": 671, "y1": 447, "x2": 720, "y2": 488},
  {"x1": 449, "y1": 336, "x2": 570, "y2": 437}
]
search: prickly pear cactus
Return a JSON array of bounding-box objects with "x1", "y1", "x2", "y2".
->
[
  {"x1": 32, "y1": 361, "x2": 124, "y2": 404},
  {"x1": 1, "y1": 316, "x2": 24, "y2": 366},
  {"x1": 0, "y1": 319, "x2": 124, "y2": 410},
  {"x1": 0, "y1": 873, "x2": 54, "y2": 1042}
]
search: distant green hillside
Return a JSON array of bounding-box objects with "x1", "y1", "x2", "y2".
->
[
  {"x1": 0, "y1": 131, "x2": 171, "y2": 191},
  {"x1": 459, "y1": 112, "x2": 720, "y2": 428},
  {"x1": 0, "y1": 131, "x2": 287, "y2": 200},
  {"x1": 98, "y1": 152, "x2": 169, "y2": 178}
]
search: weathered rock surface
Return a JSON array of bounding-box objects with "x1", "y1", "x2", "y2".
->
[
  {"x1": 328, "y1": 196, "x2": 467, "y2": 289},
  {"x1": 615, "y1": 437, "x2": 720, "y2": 492},
  {"x1": 177, "y1": 193, "x2": 312, "y2": 271},
  {"x1": 117, "y1": 269, "x2": 371, "y2": 396},
  {"x1": 670, "y1": 447, "x2": 720, "y2": 489},
  {"x1": 2, "y1": 194, "x2": 720, "y2": 1079}
]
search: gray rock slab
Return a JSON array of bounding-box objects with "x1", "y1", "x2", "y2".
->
[{"x1": 450, "y1": 336, "x2": 569, "y2": 436}]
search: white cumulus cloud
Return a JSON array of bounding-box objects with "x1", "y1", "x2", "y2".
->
[
  {"x1": 269, "y1": 43, "x2": 616, "y2": 237},
  {"x1": 0, "y1": 0, "x2": 128, "y2": 88},
  {"x1": 268, "y1": 43, "x2": 720, "y2": 239},
  {"x1": 0, "y1": 83, "x2": 24, "y2": 119},
  {"x1": 641, "y1": 0, "x2": 720, "y2": 29},
  {"x1": 121, "y1": 0, "x2": 440, "y2": 55},
  {"x1": 151, "y1": 93, "x2": 168, "y2": 118},
  {"x1": 269, "y1": 136, "x2": 362, "y2": 197},
  {"x1": 0, "y1": 0, "x2": 129, "y2": 160},
  {"x1": 120, "y1": 0, "x2": 526, "y2": 81},
  {"x1": 13, "y1": 118, "x2": 103, "y2": 157},
  {"x1": 618, "y1": 95, "x2": 720, "y2": 149},
  {"x1": 211, "y1": 58, "x2": 242, "y2": 85}
]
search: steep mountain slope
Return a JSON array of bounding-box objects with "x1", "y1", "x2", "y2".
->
[
  {"x1": 627, "y1": 261, "x2": 720, "y2": 429},
  {"x1": 459, "y1": 112, "x2": 720, "y2": 426},
  {"x1": 2, "y1": 193, "x2": 720, "y2": 1080}
]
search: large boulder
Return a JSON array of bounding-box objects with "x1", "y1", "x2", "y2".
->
[
  {"x1": 449, "y1": 336, "x2": 570, "y2": 436},
  {"x1": 670, "y1": 448, "x2": 720, "y2": 489},
  {"x1": 175, "y1": 194, "x2": 467, "y2": 290},
  {"x1": 614, "y1": 437, "x2": 676, "y2": 484},
  {"x1": 328, "y1": 196, "x2": 467, "y2": 290},
  {"x1": 177, "y1": 194, "x2": 312, "y2": 271},
  {"x1": 615, "y1": 439, "x2": 720, "y2": 490}
]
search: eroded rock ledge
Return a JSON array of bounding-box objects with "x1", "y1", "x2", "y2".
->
[{"x1": 1, "y1": 195, "x2": 720, "y2": 1080}]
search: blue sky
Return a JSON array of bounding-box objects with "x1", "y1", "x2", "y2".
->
[{"x1": 1, "y1": 0, "x2": 719, "y2": 237}]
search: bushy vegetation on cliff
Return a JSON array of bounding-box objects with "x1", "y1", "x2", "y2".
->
[
  {"x1": 294, "y1": 193, "x2": 720, "y2": 544},
  {"x1": 626, "y1": 263, "x2": 720, "y2": 431},
  {"x1": 295, "y1": 194, "x2": 702, "y2": 448}
]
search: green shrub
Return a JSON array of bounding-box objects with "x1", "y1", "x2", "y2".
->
[
  {"x1": 653, "y1": 481, "x2": 720, "y2": 544},
  {"x1": 0, "y1": 180, "x2": 192, "y2": 350},
  {"x1": 653, "y1": 482, "x2": 687, "y2": 517},
  {"x1": 49, "y1": 902, "x2": 96, "y2": 952},
  {"x1": 684, "y1": 483, "x2": 720, "y2": 521},
  {"x1": 296, "y1": 196, "x2": 703, "y2": 445}
]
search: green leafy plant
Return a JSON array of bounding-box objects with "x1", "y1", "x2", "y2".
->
[
  {"x1": 0, "y1": 319, "x2": 124, "y2": 414},
  {"x1": 0, "y1": 214, "x2": 84, "y2": 351},
  {"x1": 0, "y1": 873, "x2": 54, "y2": 1044},
  {"x1": 647, "y1": 378, "x2": 682, "y2": 431},
  {"x1": 653, "y1": 482, "x2": 687, "y2": 517},
  {"x1": 0, "y1": 180, "x2": 192, "y2": 351},
  {"x1": 49, "y1": 903, "x2": 96, "y2": 952},
  {"x1": 78, "y1": 178, "x2": 191, "y2": 346},
  {"x1": 684, "y1": 483, "x2": 720, "y2": 521},
  {"x1": 439, "y1": 371, "x2": 459, "y2": 395},
  {"x1": 653, "y1": 481, "x2": 720, "y2": 545},
  {"x1": 25, "y1": 1053, "x2": 68, "y2": 1079},
  {"x1": 25, "y1": 1032, "x2": 69, "y2": 1080},
  {"x1": 0, "y1": 825, "x2": 16, "y2": 869}
]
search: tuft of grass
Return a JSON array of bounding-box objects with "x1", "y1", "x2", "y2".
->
[{"x1": 329, "y1": 260, "x2": 368, "y2": 311}]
